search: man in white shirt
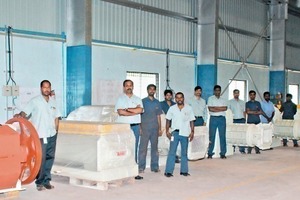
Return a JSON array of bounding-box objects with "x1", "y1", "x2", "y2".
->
[
  {"x1": 207, "y1": 85, "x2": 228, "y2": 159},
  {"x1": 228, "y1": 89, "x2": 246, "y2": 154},
  {"x1": 189, "y1": 86, "x2": 206, "y2": 126},
  {"x1": 115, "y1": 79, "x2": 144, "y2": 180},
  {"x1": 15, "y1": 80, "x2": 61, "y2": 191},
  {"x1": 164, "y1": 92, "x2": 195, "y2": 177}
]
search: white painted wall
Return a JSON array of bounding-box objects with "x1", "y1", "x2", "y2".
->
[
  {"x1": 0, "y1": 34, "x2": 65, "y2": 123},
  {"x1": 218, "y1": 61, "x2": 269, "y2": 101},
  {"x1": 92, "y1": 45, "x2": 196, "y2": 105}
]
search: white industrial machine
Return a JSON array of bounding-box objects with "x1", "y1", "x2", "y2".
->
[
  {"x1": 225, "y1": 109, "x2": 274, "y2": 150},
  {"x1": 53, "y1": 106, "x2": 137, "y2": 190},
  {"x1": 272, "y1": 107, "x2": 300, "y2": 144}
]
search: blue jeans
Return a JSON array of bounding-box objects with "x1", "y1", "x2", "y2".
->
[
  {"x1": 130, "y1": 124, "x2": 140, "y2": 163},
  {"x1": 194, "y1": 117, "x2": 204, "y2": 126},
  {"x1": 35, "y1": 134, "x2": 57, "y2": 186},
  {"x1": 138, "y1": 128, "x2": 159, "y2": 171},
  {"x1": 165, "y1": 131, "x2": 189, "y2": 174},
  {"x1": 233, "y1": 118, "x2": 246, "y2": 152},
  {"x1": 208, "y1": 116, "x2": 227, "y2": 156}
]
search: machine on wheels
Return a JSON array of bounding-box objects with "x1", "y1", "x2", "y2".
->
[{"x1": 0, "y1": 118, "x2": 42, "y2": 197}]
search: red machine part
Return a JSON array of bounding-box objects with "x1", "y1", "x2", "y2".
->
[{"x1": 0, "y1": 118, "x2": 42, "y2": 189}]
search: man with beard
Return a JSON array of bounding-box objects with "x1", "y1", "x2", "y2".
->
[
  {"x1": 14, "y1": 80, "x2": 61, "y2": 191},
  {"x1": 260, "y1": 91, "x2": 275, "y2": 124},
  {"x1": 189, "y1": 86, "x2": 207, "y2": 126},
  {"x1": 164, "y1": 92, "x2": 195, "y2": 177},
  {"x1": 115, "y1": 79, "x2": 144, "y2": 180},
  {"x1": 160, "y1": 89, "x2": 180, "y2": 163},
  {"x1": 138, "y1": 84, "x2": 163, "y2": 173}
]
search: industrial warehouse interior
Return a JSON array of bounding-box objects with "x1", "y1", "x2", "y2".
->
[{"x1": 1, "y1": 0, "x2": 300, "y2": 200}]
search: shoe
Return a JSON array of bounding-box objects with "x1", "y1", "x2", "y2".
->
[
  {"x1": 256, "y1": 151, "x2": 261, "y2": 154},
  {"x1": 151, "y1": 169, "x2": 160, "y2": 173},
  {"x1": 220, "y1": 155, "x2": 227, "y2": 159},
  {"x1": 240, "y1": 151, "x2": 246, "y2": 154},
  {"x1": 36, "y1": 185, "x2": 46, "y2": 191},
  {"x1": 164, "y1": 173, "x2": 173, "y2": 177},
  {"x1": 294, "y1": 144, "x2": 299, "y2": 147},
  {"x1": 43, "y1": 183, "x2": 54, "y2": 190},
  {"x1": 175, "y1": 156, "x2": 180, "y2": 163},
  {"x1": 283, "y1": 143, "x2": 288, "y2": 147},
  {"x1": 134, "y1": 175, "x2": 143, "y2": 180},
  {"x1": 207, "y1": 155, "x2": 212, "y2": 159},
  {"x1": 180, "y1": 172, "x2": 190, "y2": 176}
]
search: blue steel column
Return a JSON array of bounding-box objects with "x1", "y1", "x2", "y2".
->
[
  {"x1": 269, "y1": 1, "x2": 287, "y2": 100},
  {"x1": 196, "y1": 0, "x2": 219, "y2": 100},
  {"x1": 66, "y1": 0, "x2": 92, "y2": 114}
]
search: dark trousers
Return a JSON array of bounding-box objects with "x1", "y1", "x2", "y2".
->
[
  {"x1": 233, "y1": 118, "x2": 246, "y2": 152},
  {"x1": 194, "y1": 117, "x2": 204, "y2": 126},
  {"x1": 138, "y1": 128, "x2": 159, "y2": 171},
  {"x1": 208, "y1": 116, "x2": 227, "y2": 156},
  {"x1": 35, "y1": 134, "x2": 57, "y2": 186}
]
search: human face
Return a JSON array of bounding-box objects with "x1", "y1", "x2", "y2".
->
[
  {"x1": 264, "y1": 94, "x2": 270, "y2": 102},
  {"x1": 164, "y1": 93, "x2": 173, "y2": 101},
  {"x1": 123, "y1": 81, "x2": 133, "y2": 95},
  {"x1": 214, "y1": 88, "x2": 221, "y2": 98},
  {"x1": 147, "y1": 86, "x2": 156, "y2": 97},
  {"x1": 249, "y1": 93, "x2": 256, "y2": 101},
  {"x1": 194, "y1": 89, "x2": 202, "y2": 97},
  {"x1": 41, "y1": 82, "x2": 51, "y2": 97},
  {"x1": 233, "y1": 91, "x2": 239, "y2": 99},
  {"x1": 175, "y1": 94, "x2": 184, "y2": 105}
]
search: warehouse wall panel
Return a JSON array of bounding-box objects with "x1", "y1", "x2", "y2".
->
[
  {"x1": 0, "y1": 0, "x2": 66, "y2": 34},
  {"x1": 92, "y1": 0, "x2": 196, "y2": 54},
  {"x1": 219, "y1": 0, "x2": 268, "y2": 65}
]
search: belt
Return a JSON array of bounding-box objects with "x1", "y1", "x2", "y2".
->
[
  {"x1": 211, "y1": 116, "x2": 224, "y2": 117},
  {"x1": 173, "y1": 129, "x2": 179, "y2": 132},
  {"x1": 234, "y1": 118, "x2": 245, "y2": 120},
  {"x1": 130, "y1": 123, "x2": 140, "y2": 127},
  {"x1": 195, "y1": 116, "x2": 203, "y2": 118}
]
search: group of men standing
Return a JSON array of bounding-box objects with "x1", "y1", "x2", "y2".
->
[
  {"x1": 228, "y1": 89, "x2": 298, "y2": 154},
  {"x1": 115, "y1": 79, "x2": 299, "y2": 179},
  {"x1": 115, "y1": 80, "x2": 230, "y2": 178}
]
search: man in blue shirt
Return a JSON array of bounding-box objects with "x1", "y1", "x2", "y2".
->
[
  {"x1": 160, "y1": 89, "x2": 180, "y2": 163},
  {"x1": 246, "y1": 90, "x2": 268, "y2": 154},
  {"x1": 139, "y1": 84, "x2": 163, "y2": 173},
  {"x1": 260, "y1": 91, "x2": 275, "y2": 124},
  {"x1": 160, "y1": 89, "x2": 176, "y2": 114},
  {"x1": 280, "y1": 93, "x2": 298, "y2": 147}
]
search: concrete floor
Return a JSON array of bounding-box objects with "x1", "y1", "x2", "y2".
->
[{"x1": 17, "y1": 143, "x2": 300, "y2": 200}]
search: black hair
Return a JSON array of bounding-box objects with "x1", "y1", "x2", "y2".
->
[
  {"x1": 175, "y1": 92, "x2": 184, "y2": 98},
  {"x1": 147, "y1": 84, "x2": 156, "y2": 90},
  {"x1": 164, "y1": 89, "x2": 173, "y2": 96},
  {"x1": 286, "y1": 93, "x2": 293, "y2": 98},
  {"x1": 194, "y1": 86, "x2": 202, "y2": 91},
  {"x1": 263, "y1": 91, "x2": 270, "y2": 96},
  {"x1": 249, "y1": 90, "x2": 256, "y2": 95},
  {"x1": 40, "y1": 80, "x2": 51, "y2": 88},
  {"x1": 214, "y1": 85, "x2": 221, "y2": 91},
  {"x1": 123, "y1": 79, "x2": 133, "y2": 87}
]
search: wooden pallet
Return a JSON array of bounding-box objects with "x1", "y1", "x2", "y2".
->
[
  {"x1": 0, "y1": 190, "x2": 19, "y2": 200},
  {"x1": 67, "y1": 176, "x2": 135, "y2": 191},
  {"x1": 52, "y1": 165, "x2": 138, "y2": 191}
]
